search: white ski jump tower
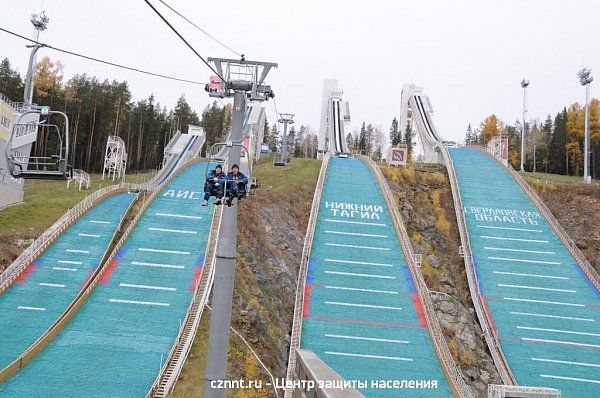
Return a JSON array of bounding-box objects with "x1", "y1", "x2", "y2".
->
[
  {"x1": 399, "y1": 84, "x2": 444, "y2": 163},
  {"x1": 317, "y1": 79, "x2": 350, "y2": 158},
  {"x1": 102, "y1": 136, "x2": 127, "y2": 180}
]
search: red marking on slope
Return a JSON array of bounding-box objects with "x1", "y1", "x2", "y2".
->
[
  {"x1": 411, "y1": 293, "x2": 428, "y2": 328},
  {"x1": 307, "y1": 315, "x2": 424, "y2": 329},
  {"x1": 99, "y1": 258, "x2": 120, "y2": 285},
  {"x1": 481, "y1": 296, "x2": 497, "y2": 338},
  {"x1": 587, "y1": 304, "x2": 600, "y2": 310},
  {"x1": 303, "y1": 284, "x2": 312, "y2": 317},
  {"x1": 187, "y1": 266, "x2": 203, "y2": 292},
  {"x1": 15, "y1": 262, "x2": 39, "y2": 284}
]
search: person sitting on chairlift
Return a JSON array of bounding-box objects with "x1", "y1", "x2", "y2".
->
[
  {"x1": 202, "y1": 164, "x2": 226, "y2": 206},
  {"x1": 225, "y1": 164, "x2": 248, "y2": 206}
]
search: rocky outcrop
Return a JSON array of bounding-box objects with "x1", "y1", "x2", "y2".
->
[{"x1": 382, "y1": 164, "x2": 501, "y2": 397}]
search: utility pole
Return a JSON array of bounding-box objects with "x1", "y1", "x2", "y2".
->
[
  {"x1": 578, "y1": 68, "x2": 593, "y2": 184},
  {"x1": 278, "y1": 113, "x2": 294, "y2": 163},
  {"x1": 520, "y1": 78, "x2": 530, "y2": 172},
  {"x1": 203, "y1": 57, "x2": 276, "y2": 398},
  {"x1": 23, "y1": 11, "x2": 49, "y2": 107}
]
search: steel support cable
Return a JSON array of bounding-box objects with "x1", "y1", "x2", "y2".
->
[
  {"x1": 0, "y1": 26, "x2": 204, "y2": 85},
  {"x1": 157, "y1": 0, "x2": 242, "y2": 57},
  {"x1": 142, "y1": 0, "x2": 226, "y2": 82},
  {"x1": 205, "y1": 305, "x2": 279, "y2": 398}
]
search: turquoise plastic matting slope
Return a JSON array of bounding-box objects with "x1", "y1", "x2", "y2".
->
[
  {"x1": 449, "y1": 147, "x2": 600, "y2": 397},
  {"x1": 0, "y1": 192, "x2": 135, "y2": 371},
  {"x1": 0, "y1": 162, "x2": 214, "y2": 397},
  {"x1": 300, "y1": 157, "x2": 452, "y2": 397}
]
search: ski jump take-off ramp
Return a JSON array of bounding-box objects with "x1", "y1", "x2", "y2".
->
[
  {"x1": 0, "y1": 128, "x2": 229, "y2": 397},
  {"x1": 405, "y1": 84, "x2": 599, "y2": 397},
  {"x1": 286, "y1": 80, "x2": 475, "y2": 398}
]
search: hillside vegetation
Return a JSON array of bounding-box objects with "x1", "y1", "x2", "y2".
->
[
  {"x1": 172, "y1": 157, "x2": 321, "y2": 398},
  {"x1": 381, "y1": 163, "x2": 501, "y2": 396}
]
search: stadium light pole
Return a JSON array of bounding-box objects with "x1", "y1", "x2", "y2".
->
[
  {"x1": 203, "y1": 57, "x2": 276, "y2": 398},
  {"x1": 520, "y1": 78, "x2": 530, "y2": 172},
  {"x1": 278, "y1": 113, "x2": 294, "y2": 163},
  {"x1": 23, "y1": 11, "x2": 49, "y2": 107},
  {"x1": 578, "y1": 68, "x2": 593, "y2": 184}
]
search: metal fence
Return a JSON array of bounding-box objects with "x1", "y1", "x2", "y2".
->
[
  {"x1": 284, "y1": 153, "x2": 332, "y2": 398},
  {"x1": 437, "y1": 145, "x2": 516, "y2": 385},
  {"x1": 147, "y1": 203, "x2": 223, "y2": 397},
  {"x1": 362, "y1": 155, "x2": 475, "y2": 398},
  {"x1": 0, "y1": 183, "x2": 129, "y2": 294},
  {"x1": 479, "y1": 147, "x2": 599, "y2": 290}
]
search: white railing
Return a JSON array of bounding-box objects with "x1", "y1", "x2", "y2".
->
[
  {"x1": 147, "y1": 203, "x2": 223, "y2": 397},
  {"x1": 480, "y1": 147, "x2": 599, "y2": 290},
  {"x1": 488, "y1": 384, "x2": 561, "y2": 398},
  {"x1": 284, "y1": 153, "x2": 331, "y2": 398},
  {"x1": 438, "y1": 145, "x2": 516, "y2": 385},
  {"x1": 0, "y1": 183, "x2": 130, "y2": 294},
  {"x1": 363, "y1": 156, "x2": 475, "y2": 398},
  {"x1": 0, "y1": 93, "x2": 28, "y2": 114}
]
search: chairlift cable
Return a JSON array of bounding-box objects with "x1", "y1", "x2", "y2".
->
[
  {"x1": 0, "y1": 27, "x2": 204, "y2": 85},
  {"x1": 142, "y1": 0, "x2": 226, "y2": 81},
  {"x1": 157, "y1": 0, "x2": 242, "y2": 58}
]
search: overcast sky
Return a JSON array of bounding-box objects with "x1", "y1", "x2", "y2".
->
[{"x1": 2, "y1": 0, "x2": 599, "y2": 144}]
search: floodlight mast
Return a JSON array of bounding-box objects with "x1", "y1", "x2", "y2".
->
[
  {"x1": 520, "y1": 78, "x2": 529, "y2": 172},
  {"x1": 23, "y1": 12, "x2": 49, "y2": 108},
  {"x1": 204, "y1": 57, "x2": 277, "y2": 398},
  {"x1": 278, "y1": 113, "x2": 295, "y2": 163},
  {"x1": 578, "y1": 68, "x2": 593, "y2": 184}
]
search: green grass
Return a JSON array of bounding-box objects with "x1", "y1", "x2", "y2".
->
[
  {"x1": 253, "y1": 156, "x2": 322, "y2": 192},
  {"x1": 521, "y1": 171, "x2": 600, "y2": 186},
  {"x1": 0, "y1": 171, "x2": 154, "y2": 235},
  {"x1": 170, "y1": 314, "x2": 211, "y2": 398}
]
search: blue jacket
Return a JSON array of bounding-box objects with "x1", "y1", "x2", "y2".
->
[
  {"x1": 206, "y1": 170, "x2": 226, "y2": 184},
  {"x1": 226, "y1": 171, "x2": 248, "y2": 185}
]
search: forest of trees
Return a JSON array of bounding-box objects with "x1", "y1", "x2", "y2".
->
[
  {"x1": 0, "y1": 56, "x2": 233, "y2": 173},
  {"x1": 468, "y1": 100, "x2": 600, "y2": 178},
  {"x1": 0, "y1": 56, "x2": 323, "y2": 173}
]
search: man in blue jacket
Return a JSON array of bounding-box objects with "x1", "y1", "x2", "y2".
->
[
  {"x1": 225, "y1": 164, "x2": 248, "y2": 206},
  {"x1": 203, "y1": 164, "x2": 226, "y2": 206}
]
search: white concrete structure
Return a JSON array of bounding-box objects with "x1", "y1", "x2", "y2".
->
[
  {"x1": 244, "y1": 102, "x2": 266, "y2": 163},
  {"x1": 399, "y1": 84, "x2": 443, "y2": 164},
  {"x1": 317, "y1": 79, "x2": 350, "y2": 157},
  {"x1": 0, "y1": 93, "x2": 38, "y2": 208}
]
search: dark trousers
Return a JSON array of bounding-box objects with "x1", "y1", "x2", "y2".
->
[
  {"x1": 204, "y1": 183, "x2": 223, "y2": 200},
  {"x1": 226, "y1": 181, "x2": 246, "y2": 198}
]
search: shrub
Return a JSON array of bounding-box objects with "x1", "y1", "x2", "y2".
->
[
  {"x1": 460, "y1": 350, "x2": 476, "y2": 367},
  {"x1": 437, "y1": 214, "x2": 451, "y2": 237},
  {"x1": 448, "y1": 338, "x2": 459, "y2": 361},
  {"x1": 401, "y1": 166, "x2": 416, "y2": 182}
]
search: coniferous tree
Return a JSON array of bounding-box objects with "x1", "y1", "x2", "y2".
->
[
  {"x1": 0, "y1": 58, "x2": 23, "y2": 101},
  {"x1": 548, "y1": 108, "x2": 568, "y2": 175},
  {"x1": 404, "y1": 122, "x2": 414, "y2": 161},
  {"x1": 389, "y1": 117, "x2": 401, "y2": 146},
  {"x1": 465, "y1": 123, "x2": 475, "y2": 146},
  {"x1": 358, "y1": 122, "x2": 367, "y2": 154}
]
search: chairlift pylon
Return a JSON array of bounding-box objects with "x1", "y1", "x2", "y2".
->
[{"x1": 5, "y1": 107, "x2": 72, "y2": 180}]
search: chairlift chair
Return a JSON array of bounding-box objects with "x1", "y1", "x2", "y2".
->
[
  {"x1": 5, "y1": 107, "x2": 72, "y2": 180},
  {"x1": 204, "y1": 140, "x2": 254, "y2": 202}
]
